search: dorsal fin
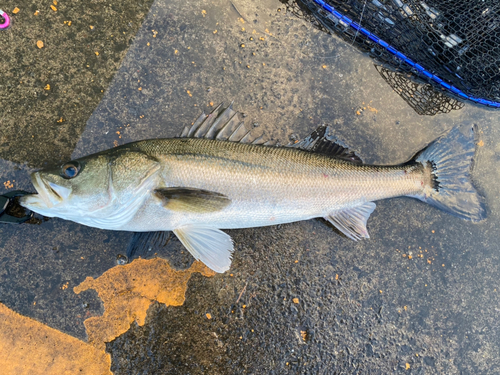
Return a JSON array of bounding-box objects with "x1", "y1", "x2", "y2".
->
[
  {"x1": 290, "y1": 125, "x2": 363, "y2": 163},
  {"x1": 179, "y1": 105, "x2": 362, "y2": 161},
  {"x1": 178, "y1": 103, "x2": 272, "y2": 145}
]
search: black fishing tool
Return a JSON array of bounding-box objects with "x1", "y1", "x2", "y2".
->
[{"x1": 0, "y1": 190, "x2": 34, "y2": 224}]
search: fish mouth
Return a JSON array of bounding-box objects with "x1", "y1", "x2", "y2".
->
[
  {"x1": 19, "y1": 172, "x2": 73, "y2": 217},
  {"x1": 29, "y1": 172, "x2": 69, "y2": 209}
]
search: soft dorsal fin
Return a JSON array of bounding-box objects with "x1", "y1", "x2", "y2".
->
[
  {"x1": 178, "y1": 103, "x2": 271, "y2": 145},
  {"x1": 290, "y1": 125, "x2": 363, "y2": 163},
  {"x1": 325, "y1": 202, "x2": 376, "y2": 241}
]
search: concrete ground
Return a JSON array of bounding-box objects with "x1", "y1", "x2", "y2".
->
[{"x1": 1, "y1": 0, "x2": 500, "y2": 374}]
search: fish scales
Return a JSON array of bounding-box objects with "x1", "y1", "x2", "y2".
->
[{"x1": 120, "y1": 138, "x2": 425, "y2": 230}]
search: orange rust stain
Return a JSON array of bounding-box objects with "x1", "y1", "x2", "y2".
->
[
  {"x1": 0, "y1": 303, "x2": 112, "y2": 374},
  {"x1": 74, "y1": 259, "x2": 215, "y2": 350}
]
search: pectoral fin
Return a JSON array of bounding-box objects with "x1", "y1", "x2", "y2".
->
[
  {"x1": 126, "y1": 231, "x2": 171, "y2": 259},
  {"x1": 173, "y1": 226, "x2": 234, "y2": 273},
  {"x1": 154, "y1": 188, "x2": 231, "y2": 213},
  {"x1": 325, "y1": 202, "x2": 376, "y2": 241}
]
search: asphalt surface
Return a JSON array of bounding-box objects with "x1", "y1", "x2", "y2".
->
[{"x1": 2, "y1": 0, "x2": 500, "y2": 374}]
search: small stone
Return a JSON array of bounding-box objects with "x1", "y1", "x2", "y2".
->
[{"x1": 116, "y1": 254, "x2": 128, "y2": 265}]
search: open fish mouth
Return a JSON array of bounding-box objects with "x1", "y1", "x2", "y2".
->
[
  {"x1": 32, "y1": 172, "x2": 55, "y2": 208},
  {"x1": 28, "y1": 172, "x2": 71, "y2": 209}
]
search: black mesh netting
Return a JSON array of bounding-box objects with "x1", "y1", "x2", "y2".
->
[
  {"x1": 375, "y1": 66, "x2": 465, "y2": 115},
  {"x1": 281, "y1": 0, "x2": 500, "y2": 113}
]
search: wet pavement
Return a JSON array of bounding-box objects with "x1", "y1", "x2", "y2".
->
[{"x1": 1, "y1": 0, "x2": 500, "y2": 374}]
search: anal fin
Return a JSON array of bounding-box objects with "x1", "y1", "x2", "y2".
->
[
  {"x1": 174, "y1": 226, "x2": 234, "y2": 273},
  {"x1": 325, "y1": 202, "x2": 376, "y2": 241}
]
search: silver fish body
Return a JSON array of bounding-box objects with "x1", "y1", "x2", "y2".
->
[
  {"x1": 119, "y1": 138, "x2": 427, "y2": 231},
  {"x1": 20, "y1": 105, "x2": 485, "y2": 272}
]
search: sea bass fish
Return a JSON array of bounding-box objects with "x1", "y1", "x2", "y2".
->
[{"x1": 20, "y1": 104, "x2": 485, "y2": 272}]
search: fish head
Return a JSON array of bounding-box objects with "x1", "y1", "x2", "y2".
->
[
  {"x1": 20, "y1": 155, "x2": 113, "y2": 218},
  {"x1": 20, "y1": 149, "x2": 161, "y2": 228}
]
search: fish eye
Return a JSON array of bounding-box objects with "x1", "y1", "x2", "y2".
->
[{"x1": 61, "y1": 161, "x2": 80, "y2": 179}]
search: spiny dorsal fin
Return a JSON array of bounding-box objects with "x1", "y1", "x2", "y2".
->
[
  {"x1": 178, "y1": 103, "x2": 271, "y2": 145},
  {"x1": 290, "y1": 125, "x2": 363, "y2": 163},
  {"x1": 325, "y1": 202, "x2": 376, "y2": 241},
  {"x1": 154, "y1": 187, "x2": 231, "y2": 213}
]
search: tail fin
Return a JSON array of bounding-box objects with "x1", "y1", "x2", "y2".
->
[{"x1": 411, "y1": 125, "x2": 486, "y2": 222}]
